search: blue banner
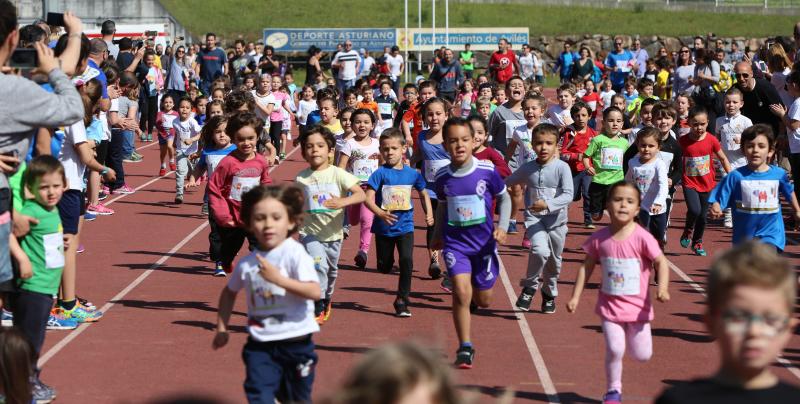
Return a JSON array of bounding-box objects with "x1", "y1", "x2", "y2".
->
[{"x1": 263, "y1": 28, "x2": 396, "y2": 52}]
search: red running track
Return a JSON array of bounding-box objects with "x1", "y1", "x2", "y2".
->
[{"x1": 34, "y1": 114, "x2": 800, "y2": 403}]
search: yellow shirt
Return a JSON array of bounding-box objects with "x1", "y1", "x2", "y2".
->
[
  {"x1": 322, "y1": 119, "x2": 344, "y2": 136},
  {"x1": 656, "y1": 70, "x2": 671, "y2": 100},
  {"x1": 296, "y1": 166, "x2": 359, "y2": 242}
]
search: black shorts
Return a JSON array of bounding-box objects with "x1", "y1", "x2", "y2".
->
[
  {"x1": 57, "y1": 190, "x2": 86, "y2": 235},
  {"x1": 588, "y1": 182, "x2": 611, "y2": 216},
  {"x1": 95, "y1": 140, "x2": 109, "y2": 166}
]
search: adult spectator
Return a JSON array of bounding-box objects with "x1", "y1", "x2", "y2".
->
[
  {"x1": 692, "y1": 49, "x2": 722, "y2": 130},
  {"x1": 693, "y1": 36, "x2": 706, "y2": 60},
  {"x1": 605, "y1": 36, "x2": 636, "y2": 92},
  {"x1": 631, "y1": 38, "x2": 649, "y2": 78},
  {"x1": 459, "y1": 43, "x2": 475, "y2": 79},
  {"x1": 0, "y1": 0, "x2": 84, "y2": 303},
  {"x1": 86, "y1": 38, "x2": 111, "y2": 111},
  {"x1": 673, "y1": 45, "x2": 696, "y2": 97},
  {"x1": 553, "y1": 42, "x2": 579, "y2": 84},
  {"x1": 794, "y1": 22, "x2": 800, "y2": 63},
  {"x1": 429, "y1": 48, "x2": 463, "y2": 102},
  {"x1": 194, "y1": 32, "x2": 227, "y2": 96},
  {"x1": 572, "y1": 46, "x2": 594, "y2": 83},
  {"x1": 229, "y1": 39, "x2": 256, "y2": 86},
  {"x1": 332, "y1": 40, "x2": 360, "y2": 96},
  {"x1": 166, "y1": 44, "x2": 191, "y2": 100},
  {"x1": 727, "y1": 41, "x2": 744, "y2": 64},
  {"x1": 101, "y1": 20, "x2": 119, "y2": 59},
  {"x1": 385, "y1": 45, "x2": 404, "y2": 95},
  {"x1": 734, "y1": 61, "x2": 783, "y2": 137},
  {"x1": 305, "y1": 45, "x2": 326, "y2": 86},
  {"x1": 488, "y1": 38, "x2": 519, "y2": 84},
  {"x1": 518, "y1": 43, "x2": 536, "y2": 81},
  {"x1": 258, "y1": 45, "x2": 279, "y2": 77},
  {"x1": 115, "y1": 37, "x2": 135, "y2": 71},
  {"x1": 359, "y1": 48, "x2": 375, "y2": 79},
  {"x1": 331, "y1": 42, "x2": 343, "y2": 78},
  {"x1": 766, "y1": 44, "x2": 794, "y2": 107}
]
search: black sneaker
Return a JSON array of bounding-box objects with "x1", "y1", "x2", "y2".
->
[
  {"x1": 174, "y1": 195, "x2": 183, "y2": 204},
  {"x1": 393, "y1": 300, "x2": 412, "y2": 317},
  {"x1": 440, "y1": 275, "x2": 453, "y2": 293},
  {"x1": 516, "y1": 287, "x2": 536, "y2": 312},
  {"x1": 469, "y1": 300, "x2": 479, "y2": 314},
  {"x1": 428, "y1": 257, "x2": 442, "y2": 279},
  {"x1": 454, "y1": 346, "x2": 475, "y2": 369},
  {"x1": 541, "y1": 295, "x2": 556, "y2": 314}
]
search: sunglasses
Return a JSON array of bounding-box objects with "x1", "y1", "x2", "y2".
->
[
  {"x1": 734, "y1": 73, "x2": 750, "y2": 78},
  {"x1": 680, "y1": 50, "x2": 690, "y2": 53},
  {"x1": 615, "y1": 42, "x2": 623, "y2": 45}
]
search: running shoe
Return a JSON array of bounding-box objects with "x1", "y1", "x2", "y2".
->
[
  {"x1": 354, "y1": 250, "x2": 367, "y2": 269},
  {"x1": 123, "y1": 154, "x2": 143, "y2": 163},
  {"x1": 87, "y1": 203, "x2": 114, "y2": 215},
  {"x1": 693, "y1": 241, "x2": 707, "y2": 257},
  {"x1": 506, "y1": 219, "x2": 518, "y2": 234},
  {"x1": 1, "y1": 309, "x2": 12, "y2": 326},
  {"x1": 679, "y1": 229, "x2": 692, "y2": 249},
  {"x1": 97, "y1": 191, "x2": 109, "y2": 201},
  {"x1": 84, "y1": 212, "x2": 97, "y2": 222},
  {"x1": 47, "y1": 309, "x2": 79, "y2": 330},
  {"x1": 213, "y1": 261, "x2": 226, "y2": 277},
  {"x1": 76, "y1": 296, "x2": 97, "y2": 311},
  {"x1": 393, "y1": 300, "x2": 411, "y2": 317},
  {"x1": 101, "y1": 185, "x2": 110, "y2": 194},
  {"x1": 440, "y1": 276, "x2": 453, "y2": 293},
  {"x1": 159, "y1": 168, "x2": 167, "y2": 177},
  {"x1": 516, "y1": 287, "x2": 536, "y2": 312},
  {"x1": 175, "y1": 195, "x2": 184, "y2": 204},
  {"x1": 541, "y1": 294, "x2": 556, "y2": 314},
  {"x1": 147, "y1": 133, "x2": 153, "y2": 142},
  {"x1": 602, "y1": 390, "x2": 622, "y2": 404},
  {"x1": 169, "y1": 162, "x2": 177, "y2": 171},
  {"x1": 140, "y1": 132, "x2": 147, "y2": 141},
  {"x1": 323, "y1": 300, "x2": 332, "y2": 322},
  {"x1": 32, "y1": 378, "x2": 56, "y2": 404},
  {"x1": 314, "y1": 300, "x2": 326, "y2": 325},
  {"x1": 454, "y1": 346, "x2": 475, "y2": 369},
  {"x1": 201, "y1": 202, "x2": 209, "y2": 216},
  {"x1": 521, "y1": 237, "x2": 532, "y2": 249},
  {"x1": 428, "y1": 253, "x2": 441, "y2": 279},
  {"x1": 584, "y1": 222, "x2": 596, "y2": 229},
  {"x1": 60, "y1": 305, "x2": 102, "y2": 323},
  {"x1": 76, "y1": 244, "x2": 85, "y2": 253},
  {"x1": 112, "y1": 184, "x2": 136, "y2": 195}
]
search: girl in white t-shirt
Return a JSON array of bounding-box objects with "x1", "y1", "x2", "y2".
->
[
  {"x1": 338, "y1": 109, "x2": 383, "y2": 268},
  {"x1": 296, "y1": 85, "x2": 318, "y2": 135},
  {"x1": 213, "y1": 184, "x2": 320, "y2": 403},
  {"x1": 625, "y1": 128, "x2": 669, "y2": 249}
]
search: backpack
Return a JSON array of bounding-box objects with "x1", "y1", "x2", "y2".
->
[
  {"x1": 713, "y1": 69, "x2": 733, "y2": 93},
  {"x1": 591, "y1": 64, "x2": 602, "y2": 84}
]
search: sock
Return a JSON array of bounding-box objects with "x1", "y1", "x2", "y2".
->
[
  {"x1": 459, "y1": 341, "x2": 473, "y2": 349},
  {"x1": 161, "y1": 163, "x2": 166, "y2": 169},
  {"x1": 60, "y1": 299, "x2": 77, "y2": 311}
]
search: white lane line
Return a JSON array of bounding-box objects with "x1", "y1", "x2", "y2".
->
[
  {"x1": 104, "y1": 171, "x2": 175, "y2": 207},
  {"x1": 39, "y1": 146, "x2": 300, "y2": 367},
  {"x1": 667, "y1": 260, "x2": 800, "y2": 381},
  {"x1": 136, "y1": 141, "x2": 158, "y2": 151},
  {"x1": 497, "y1": 258, "x2": 561, "y2": 403}
]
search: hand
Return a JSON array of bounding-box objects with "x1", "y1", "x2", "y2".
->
[
  {"x1": 187, "y1": 178, "x2": 198, "y2": 188},
  {"x1": 102, "y1": 167, "x2": 117, "y2": 183},
  {"x1": 255, "y1": 254, "x2": 282, "y2": 284},
  {"x1": 0, "y1": 154, "x2": 20, "y2": 173},
  {"x1": 62, "y1": 11, "x2": 82, "y2": 35},
  {"x1": 12, "y1": 214, "x2": 39, "y2": 238},
  {"x1": 107, "y1": 84, "x2": 120, "y2": 99},
  {"x1": 376, "y1": 209, "x2": 398, "y2": 225},
  {"x1": 183, "y1": 138, "x2": 193, "y2": 146},
  {"x1": 769, "y1": 104, "x2": 787, "y2": 118},
  {"x1": 585, "y1": 167, "x2": 596, "y2": 176},
  {"x1": 63, "y1": 234, "x2": 72, "y2": 251},
  {"x1": 493, "y1": 228, "x2": 507, "y2": 244},
  {"x1": 529, "y1": 199, "x2": 548, "y2": 212},
  {"x1": 566, "y1": 297, "x2": 579, "y2": 313},
  {"x1": 733, "y1": 136, "x2": 741, "y2": 145},
  {"x1": 135, "y1": 46, "x2": 146, "y2": 60},
  {"x1": 212, "y1": 331, "x2": 229, "y2": 350},
  {"x1": 667, "y1": 178, "x2": 673, "y2": 187},
  {"x1": 709, "y1": 203, "x2": 723, "y2": 219},
  {"x1": 33, "y1": 41, "x2": 58, "y2": 75},
  {"x1": 18, "y1": 257, "x2": 33, "y2": 279},
  {"x1": 425, "y1": 214, "x2": 434, "y2": 227},
  {"x1": 794, "y1": 211, "x2": 800, "y2": 228},
  {"x1": 322, "y1": 198, "x2": 345, "y2": 210},
  {"x1": 657, "y1": 288, "x2": 670, "y2": 303},
  {"x1": 650, "y1": 204, "x2": 662, "y2": 215},
  {"x1": 225, "y1": 221, "x2": 236, "y2": 227}
]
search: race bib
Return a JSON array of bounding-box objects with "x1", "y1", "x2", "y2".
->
[
  {"x1": 684, "y1": 155, "x2": 711, "y2": 177},
  {"x1": 738, "y1": 180, "x2": 779, "y2": 214},
  {"x1": 447, "y1": 195, "x2": 487, "y2": 227},
  {"x1": 378, "y1": 102, "x2": 393, "y2": 116},
  {"x1": 247, "y1": 272, "x2": 287, "y2": 315},
  {"x1": 601, "y1": 257, "x2": 641, "y2": 296},
  {"x1": 304, "y1": 182, "x2": 341, "y2": 213},
  {"x1": 600, "y1": 147, "x2": 623, "y2": 170},
  {"x1": 230, "y1": 176, "x2": 259, "y2": 202},
  {"x1": 43, "y1": 232, "x2": 64, "y2": 269},
  {"x1": 504, "y1": 119, "x2": 527, "y2": 141},
  {"x1": 616, "y1": 60, "x2": 631, "y2": 73},
  {"x1": 381, "y1": 185, "x2": 412, "y2": 211},
  {"x1": 352, "y1": 158, "x2": 379, "y2": 182},
  {"x1": 424, "y1": 159, "x2": 450, "y2": 183}
]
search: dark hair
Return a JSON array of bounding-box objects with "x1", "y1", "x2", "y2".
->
[
  {"x1": 422, "y1": 97, "x2": 450, "y2": 120},
  {"x1": 299, "y1": 125, "x2": 337, "y2": 154},
  {"x1": 200, "y1": 115, "x2": 229, "y2": 149},
  {"x1": 636, "y1": 127, "x2": 662, "y2": 147},
  {"x1": 225, "y1": 111, "x2": 264, "y2": 140},
  {"x1": 442, "y1": 116, "x2": 473, "y2": 140},
  {"x1": 0, "y1": 0, "x2": 17, "y2": 45},
  {"x1": 160, "y1": 94, "x2": 176, "y2": 112},
  {"x1": 523, "y1": 93, "x2": 547, "y2": 110},
  {"x1": 54, "y1": 33, "x2": 91, "y2": 72},
  {"x1": 224, "y1": 89, "x2": 256, "y2": 114},
  {"x1": 724, "y1": 87, "x2": 744, "y2": 100},
  {"x1": 637, "y1": 78, "x2": 655, "y2": 90},
  {"x1": 0, "y1": 327, "x2": 34, "y2": 404},
  {"x1": 403, "y1": 83, "x2": 417, "y2": 92},
  {"x1": 24, "y1": 155, "x2": 66, "y2": 192},
  {"x1": 786, "y1": 69, "x2": 800, "y2": 87},
  {"x1": 603, "y1": 106, "x2": 624, "y2": 121},
  {"x1": 206, "y1": 99, "x2": 225, "y2": 115},
  {"x1": 81, "y1": 78, "x2": 103, "y2": 127},
  {"x1": 570, "y1": 101, "x2": 590, "y2": 118},
  {"x1": 687, "y1": 105, "x2": 708, "y2": 121},
  {"x1": 532, "y1": 123, "x2": 560, "y2": 141},
  {"x1": 101, "y1": 61, "x2": 119, "y2": 84},
  {"x1": 205, "y1": 32, "x2": 216, "y2": 40},
  {"x1": 379, "y1": 127, "x2": 406, "y2": 146},
  {"x1": 18, "y1": 24, "x2": 46, "y2": 48},
  {"x1": 740, "y1": 123, "x2": 776, "y2": 150},
  {"x1": 240, "y1": 185, "x2": 305, "y2": 235},
  {"x1": 640, "y1": 97, "x2": 658, "y2": 111},
  {"x1": 608, "y1": 181, "x2": 641, "y2": 207},
  {"x1": 351, "y1": 108, "x2": 376, "y2": 125},
  {"x1": 466, "y1": 115, "x2": 488, "y2": 134},
  {"x1": 418, "y1": 80, "x2": 436, "y2": 92},
  {"x1": 338, "y1": 106, "x2": 355, "y2": 121},
  {"x1": 652, "y1": 101, "x2": 677, "y2": 121},
  {"x1": 234, "y1": 39, "x2": 245, "y2": 47}
]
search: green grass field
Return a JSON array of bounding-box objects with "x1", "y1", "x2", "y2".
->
[{"x1": 162, "y1": 0, "x2": 796, "y2": 41}]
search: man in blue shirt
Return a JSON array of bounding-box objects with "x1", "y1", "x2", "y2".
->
[
  {"x1": 605, "y1": 37, "x2": 636, "y2": 92},
  {"x1": 553, "y1": 42, "x2": 578, "y2": 84},
  {"x1": 86, "y1": 39, "x2": 111, "y2": 110},
  {"x1": 195, "y1": 32, "x2": 227, "y2": 96}
]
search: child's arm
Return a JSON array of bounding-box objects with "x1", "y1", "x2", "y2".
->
[
  {"x1": 76, "y1": 142, "x2": 116, "y2": 183},
  {"x1": 364, "y1": 187, "x2": 397, "y2": 225},
  {"x1": 323, "y1": 184, "x2": 366, "y2": 210},
  {"x1": 255, "y1": 255, "x2": 321, "y2": 300},
  {"x1": 709, "y1": 173, "x2": 734, "y2": 219},
  {"x1": 337, "y1": 153, "x2": 350, "y2": 170},
  {"x1": 582, "y1": 154, "x2": 596, "y2": 176},
  {"x1": 255, "y1": 99, "x2": 274, "y2": 117},
  {"x1": 419, "y1": 188, "x2": 434, "y2": 226},
  {"x1": 494, "y1": 190, "x2": 511, "y2": 244},
  {"x1": 9, "y1": 234, "x2": 32, "y2": 279},
  {"x1": 653, "y1": 254, "x2": 670, "y2": 302},
  {"x1": 652, "y1": 162, "x2": 668, "y2": 214},
  {"x1": 430, "y1": 200, "x2": 447, "y2": 251},
  {"x1": 714, "y1": 149, "x2": 732, "y2": 173},
  {"x1": 212, "y1": 285, "x2": 238, "y2": 349},
  {"x1": 566, "y1": 256, "x2": 597, "y2": 313},
  {"x1": 504, "y1": 139, "x2": 518, "y2": 163},
  {"x1": 187, "y1": 155, "x2": 207, "y2": 187},
  {"x1": 770, "y1": 104, "x2": 800, "y2": 131}
]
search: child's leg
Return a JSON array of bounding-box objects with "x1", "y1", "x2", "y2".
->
[
  {"x1": 649, "y1": 213, "x2": 668, "y2": 250},
  {"x1": 509, "y1": 184, "x2": 523, "y2": 226},
  {"x1": 87, "y1": 170, "x2": 101, "y2": 206},
  {"x1": 374, "y1": 234, "x2": 395, "y2": 274},
  {"x1": 58, "y1": 192, "x2": 83, "y2": 307},
  {"x1": 159, "y1": 143, "x2": 168, "y2": 168},
  {"x1": 521, "y1": 223, "x2": 547, "y2": 291},
  {"x1": 574, "y1": 171, "x2": 593, "y2": 225},
  {"x1": 167, "y1": 140, "x2": 176, "y2": 163},
  {"x1": 683, "y1": 187, "x2": 701, "y2": 235},
  {"x1": 208, "y1": 213, "x2": 223, "y2": 263},
  {"x1": 276, "y1": 337, "x2": 317, "y2": 403},
  {"x1": 241, "y1": 339, "x2": 281, "y2": 403},
  {"x1": 11, "y1": 291, "x2": 53, "y2": 358},
  {"x1": 175, "y1": 153, "x2": 188, "y2": 197},
  {"x1": 357, "y1": 202, "x2": 374, "y2": 253},
  {"x1": 451, "y1": 273, "x2": 474, "y2": 344},
  {"x1": 624, "y1": 321, "x2": 653, "y2": 362},
  {"x1": 601, "y1": 319, "x2": 627, "y2": 393},
  {"x1": 692, "y1": 191, "x2": 710, "y2": 244},
  {"x1": 588, "y1": 182, "x2": 607, "y2": 222},
  {"x1": 323, "y1": 240, "x2": 343, "y2": 301},
  {"x1": 301, "y1": 236, "x2": 329, "y2": 301},
  {"x1": 541, "y1": 224, "x2": 567, "y2": 298},
  {"x1": 465, "y1": 248, "x2": 501, "y2": 309},
  {"x1": 218, "y1": 225, "x2": 247, "y2": 270},
  {"x1": 280, "y1": 131, "x2": 288, "y2": 154},
  {"x1": 425, "y1": 198, "x2": 440, "y2": 266},
  {"x1": 396, "y1": 233, "x2": 414, "y2": 302},
  {"x1": 269, "y1": 121, "x2": 283, "y2": 153}
]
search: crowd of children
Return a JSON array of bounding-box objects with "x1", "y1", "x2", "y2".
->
[{"x1": 2, "y1": 4, "x2": 800, "y2": 402}]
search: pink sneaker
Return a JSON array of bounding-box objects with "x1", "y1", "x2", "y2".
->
[
  {"x1": 87, "y1": 203, "x2": 114, "y2": 215},
  {"x1": 101, "y1": 185, "x2": 110, "y2": 194},
  {"x1": 112, "y1": 184, "x2": 135, "y2": 195},
  {"x1": 522, "y1": 238, "x2": 532, "y2": 249}
]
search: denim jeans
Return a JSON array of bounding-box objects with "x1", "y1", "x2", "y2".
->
[{"x1": 122, "y1": 129, "x2": 135, "y2": 157}]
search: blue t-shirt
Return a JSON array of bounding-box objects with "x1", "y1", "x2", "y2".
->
[
  {"x1": 367, "y1": 165, "x2": 426, "y2": 237},
  {"x1": 605, "y1": 50, "x2": 634, "y2": 88},
  {"x1": 87, "y1": 59, "x2": 109, "y2": 99},
  {"x1": 709, "y1": 165, "x2": 794, "y2": 250},
  {"x1": 197, "y1": 47, "x2": 228, "y2": 83},
  {"x1": 418, "y1": 130, "x2": 451, "y2": 200},
  {"x1": 557, "y1": 51, "x2": 579, "y2": 78}
]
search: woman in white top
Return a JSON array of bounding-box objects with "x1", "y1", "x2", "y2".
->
[
  {"x1": 673, "y1": 46, "x2": 696, "y2": 98},
  {"x1": 519, "y1": 44, "x2": 536, "y2": 81},
  {"x1": 766, "y1": 44, "x2": 795, "y2": 107}
]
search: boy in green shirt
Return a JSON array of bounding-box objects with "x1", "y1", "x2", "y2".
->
[
  {"x1": 12, "y1": 155, "x2": 69, "y2": 398},
  {"x1": 583, "y1": 107, "x2": 629, "y2": 222}
]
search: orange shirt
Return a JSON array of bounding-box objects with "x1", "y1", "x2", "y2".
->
[{"x1": 357, "y1": 101, "x2": 379, "y2": 118}]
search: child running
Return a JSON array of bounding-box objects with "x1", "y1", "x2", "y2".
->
[
  {"x1": 364, "y1": 128, "x2": 434, "y2": 317},
  {"x1": 714, "y1": 88, "x2": 752, "y2": 228},
  {"x1": 560, "y1": 102, "x2": 597, "y2": 228},
  {"x1": 583, "y1": 107, "x2": 629, "y2": 223},
  {"x1": 567, "y1": 181, "x2": 670, "y2": 404},
  {"x1": 709, "y1": 124, "x2": 800, "y2": 252},
  {"x1": 338, "y1": 109, "x2": 382, "y2": 268},
  {"x1": 207, "y1": 112, "x2": 273, "y2": 275},
  {"x1": 626, "y1": 128, "x2": 669, "y2": 249},
  {"x1": 213, "y1": 184, "x2": 320, "y2": 404},
  {"x1": 470, "y1": 116, "x2": 510, "y2": 178},
  {"x1": 505, "y1": 123, "x2": 574, "y2": 313},
  {"x1": 295, "y1": 126, "x2": 365, "y2": 324},
  {"x1": 679, "y1": 106, "x2": 731, "y2": 256},
  {"x1": 155, "y1": 94, "x2": 179, "y2": 176},
  {"x1": 172, "y1": 97, "x2": 202, "y2": 204},
  {"x1": 431, "y1": 117, "x2": 511, "y2": 369}
]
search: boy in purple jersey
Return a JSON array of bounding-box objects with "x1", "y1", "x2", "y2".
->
[{"x1": 432, "y1": 117, "x2": 512, "y2": 369}]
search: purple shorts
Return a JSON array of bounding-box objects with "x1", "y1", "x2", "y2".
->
[{"x1": 442, "y1": 247, "x2": 500, "y2": 291}]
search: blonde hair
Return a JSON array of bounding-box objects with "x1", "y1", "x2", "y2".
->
[
  {"x1": 707, "y1": 240, "x2": 796, "y2": 314},
  {"x1": 767, "y1": 43, "x2": 793, "y2": 73}
]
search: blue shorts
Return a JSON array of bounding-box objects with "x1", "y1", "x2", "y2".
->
[
  {"x1": 442, "y1": 246, "x2": 500, "y2": 291},
  {"x1": 158, "y1": 135, "x2": 174, "y2": 145},
  {"x1": 57, "y1": 190, "x2": 85, "y2": 235}
]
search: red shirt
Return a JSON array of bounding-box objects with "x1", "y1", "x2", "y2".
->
[
  {"x1": 489, "y1": 50, "x2": 517, "y2": 84},
  {"x1": 679, "y1": 133, "x2": 721, "y2": 193},
  {"x1": 402, "y1": 101, "x2": 423, "y2": 150},
  {"x1": 560, "y1": 125, "x2": 597, "y2": 173},
  {"x1": 581, "y1": 92, "x2": 602, "y2": 118},
  {"x1": 208, "y1": 153, "x2": 272, "y2": 227},
  {"x1": 474, "y1": 147, "x2": 511, "y2": 178}
]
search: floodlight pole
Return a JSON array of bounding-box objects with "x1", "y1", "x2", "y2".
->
[
  {"x1": 405, "y1": 0, "x2": 409, "y2": 84},
  {"x1": 445, "y1": 0, "x2": 449, "y2": 47},
  {"x1": 418, "y1": 0, "x2": 422, "y2": 73},
  {"x1": 432, "y1": 0, "x2": 436, "y2": 62}
]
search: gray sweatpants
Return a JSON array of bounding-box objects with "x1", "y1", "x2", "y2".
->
[
  {"x1": 521, "y1": 222, "x2": 568, "y2": 297},
  {"x1": 175, "y1": 152, "x2": 195, "y2": 198},
  {"x1": 301, "y1": 235, "x2": 343, "y2": 300}
]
